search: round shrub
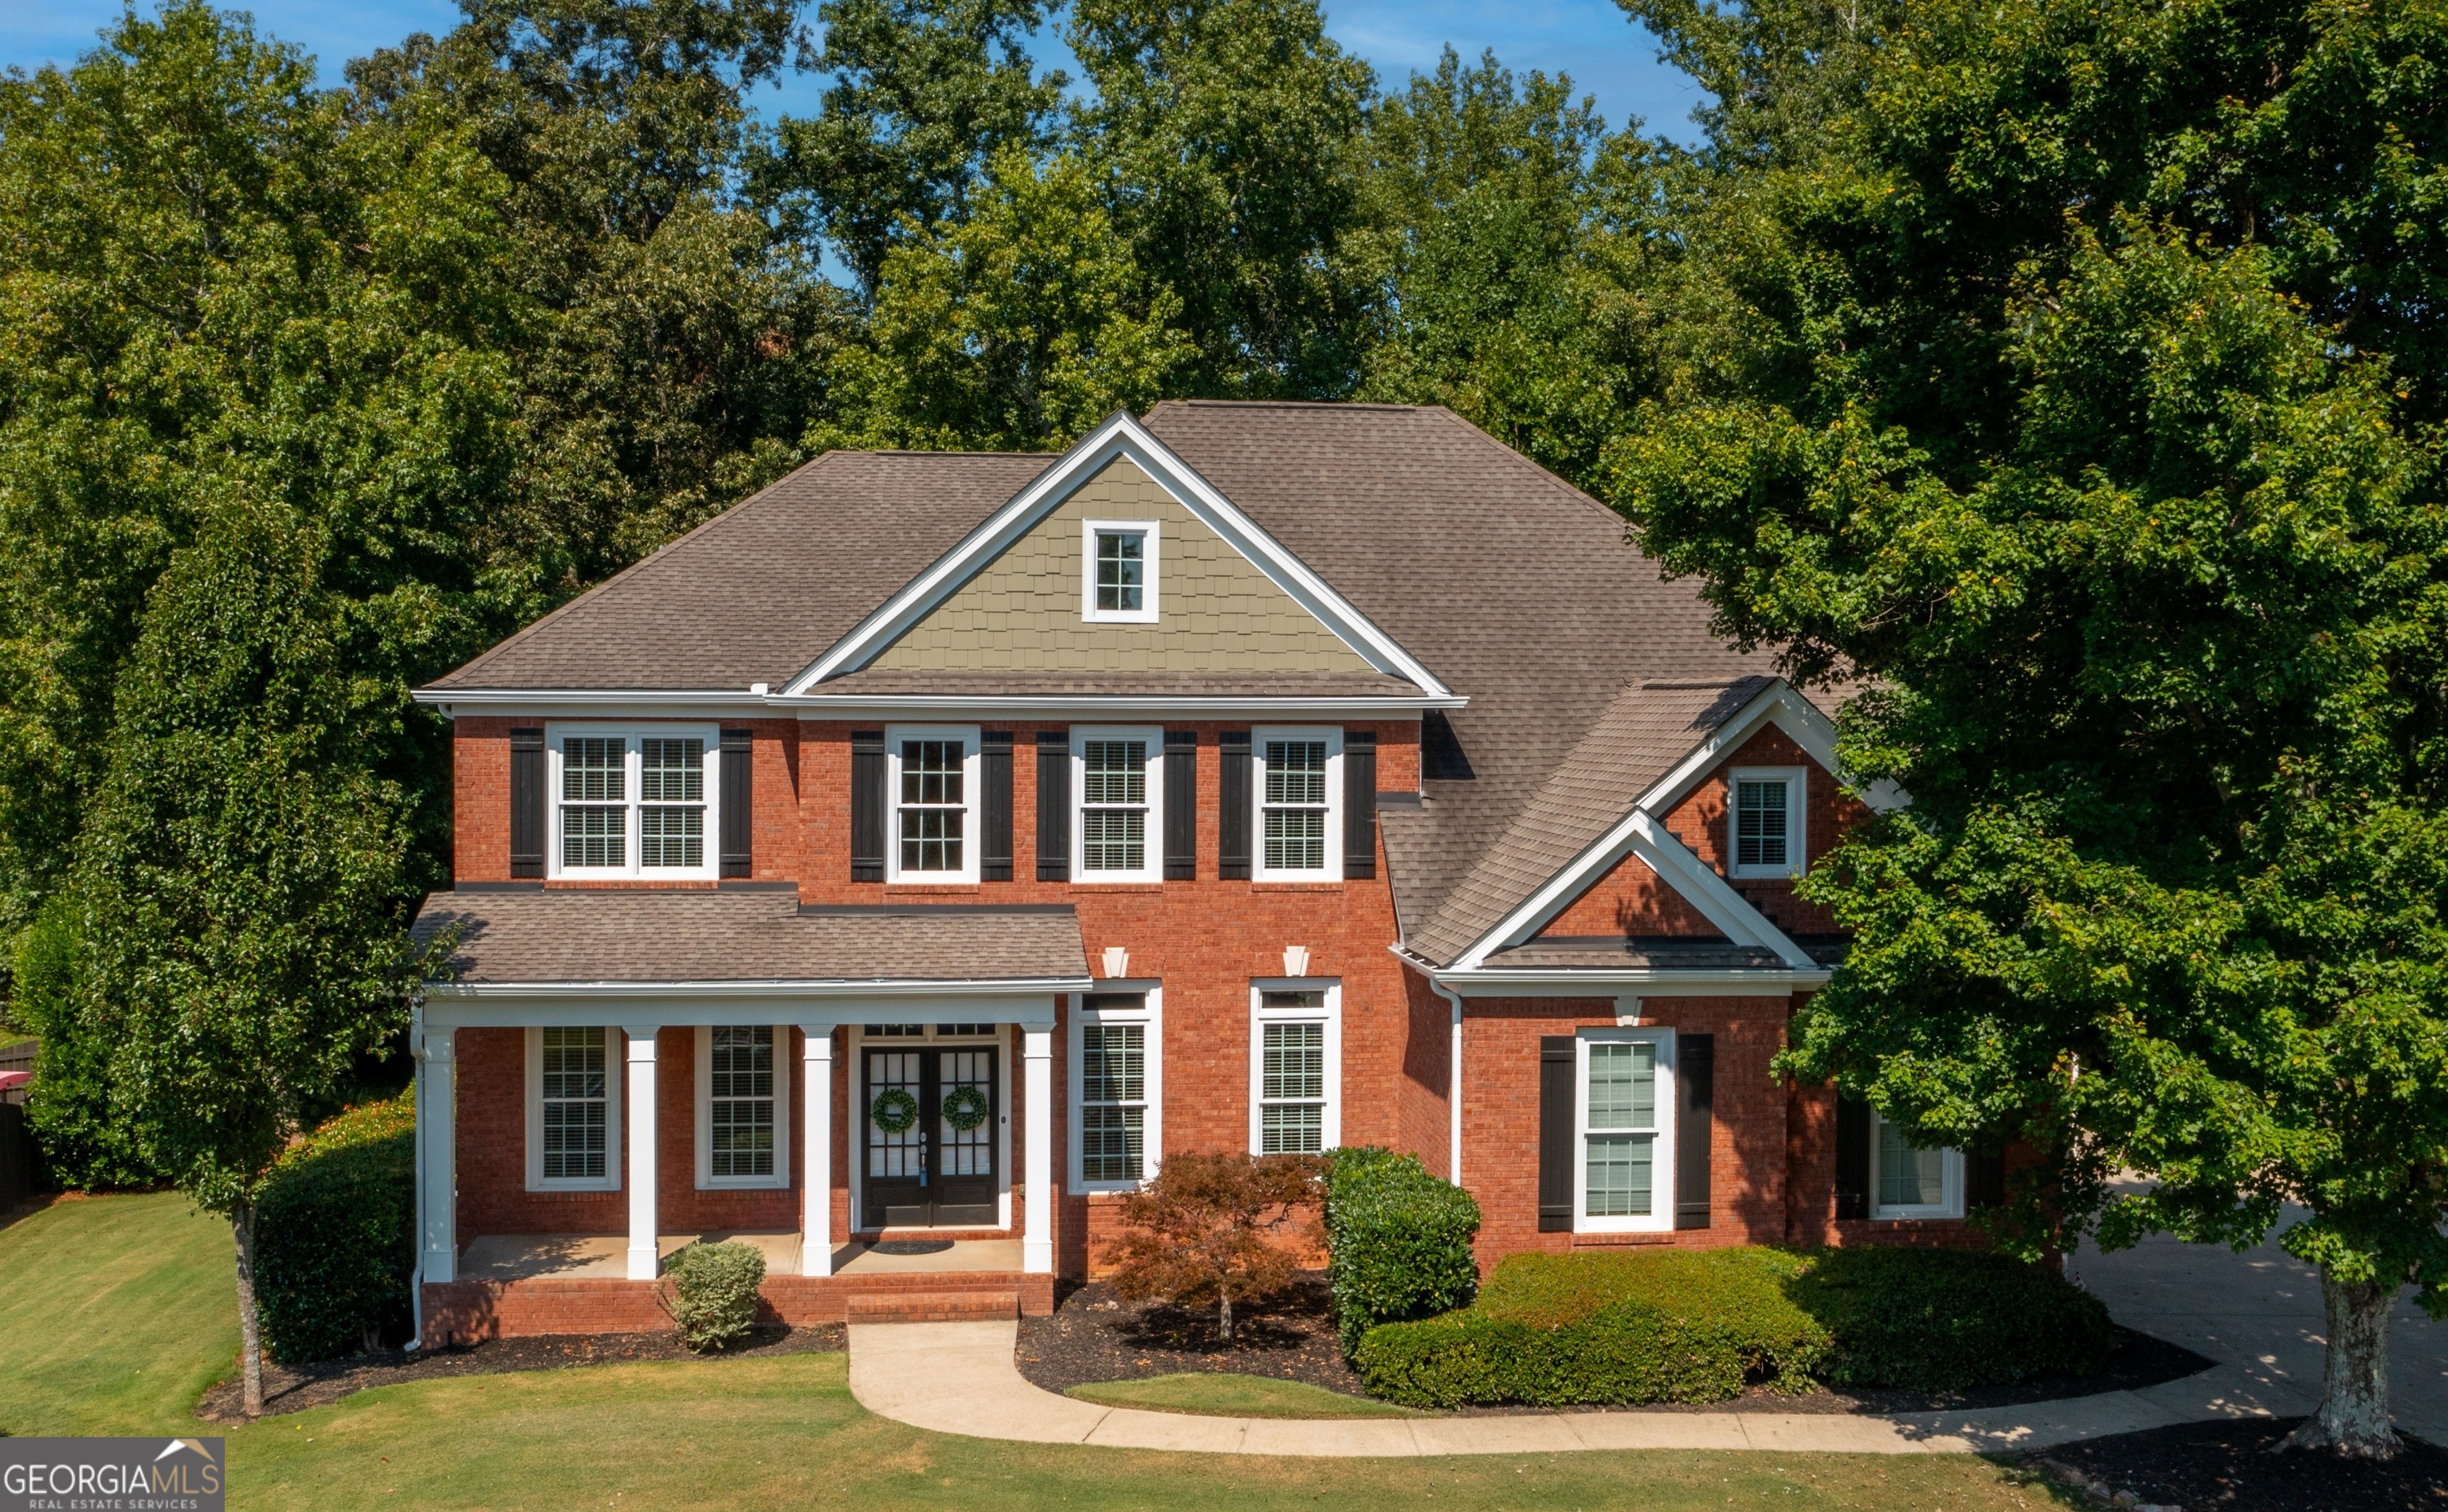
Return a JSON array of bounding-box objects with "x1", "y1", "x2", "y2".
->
[
  {"x1": 664, "y1": 1240, "x2": 767, "y2": 1351},
  {"x1": 255, "y1": 1092, "x2": 416, "y2": 1364},
  {"x1": 1323, "y1": 1146, "x2": 1481, "y2": 1353},
  {"x1": 1787, "y1": 1245, "x2": 2115, "y2": 1391}
]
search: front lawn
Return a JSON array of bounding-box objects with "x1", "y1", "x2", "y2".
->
[
  {"x1": 1067, "y1": 1371, "x2": 1421, "y2": 1418},
  {"x1": 3, "y1": 1193, "x2": 2081, "y2": 1510}
]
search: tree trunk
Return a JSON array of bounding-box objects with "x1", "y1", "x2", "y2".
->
[
  {"x1": 2282, "y1": 1270, "x2": 2400, "y2": 1459},
  {"x1": 233, "y1": 1201, "x2": 265, "y2": 1418},
  {"x1": 1218, "y1": 1289, "x2": 1234, "y2": 1342}
]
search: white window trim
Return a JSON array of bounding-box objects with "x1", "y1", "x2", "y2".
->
[
  {"x1": 885, "y1": 724, "x2": 982, "y2": 883},
  {"x1": 525, "y1": 1025, "x2": 622, "y2": 1192},
  {"x1": 1081, "y1": 518, "x2": 1160, "y2": 623},
  {"x1": 1248, "y1": 980, "x2": 1340, "y2": 1154},
  {"x1": 1574, "y1": 1027, "x2": 1677, "y2": 1234},
  {"x1": 1070, "y1": 986, "x2": 1162, "y2": 1193},
  {"x1": 545, "y1": 723, "x2": 721, "y2": 881},
  {"x1": 1869, "y1": 1110, "x2": 1965, "y2": 1220},
  {"x1": 1251, "y1": 726, "x2": 1343, "y2": 882},
  {"x1": 1727, "y1": 765, "x2": 1809, "y2": 879},
  {"x1": 1071, "y1": 726, "x2": 1164, "y2": 884},
  {"x1": 694, "y1": 1024, "x2": 791, "y2": 1190}
]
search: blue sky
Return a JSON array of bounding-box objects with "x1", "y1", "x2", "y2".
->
[{"x1": 2, "y1": 1, "x2": 1708, "y2": 143}]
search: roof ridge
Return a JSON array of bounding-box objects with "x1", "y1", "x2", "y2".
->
[{"x1": 1419, "y1": 406, "x2": 1630, "y2": 530}]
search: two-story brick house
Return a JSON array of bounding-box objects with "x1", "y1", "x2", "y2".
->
[{"x1": 407, "y1": 402, "x2": 1983, "y2": 1345}]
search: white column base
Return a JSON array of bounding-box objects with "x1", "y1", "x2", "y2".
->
[
  {"x1": 625, "y1": 1026, "x2": 661, "y2": 1282},
  {"x1": 801, "y1": 1025, "x2": 834, "y2": 1278},
  {"x1": 1022, "y1": 1025, "x2": 1053, "y2": 1275}
]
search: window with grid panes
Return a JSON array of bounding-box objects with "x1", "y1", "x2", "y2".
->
[
  {"x1": 1258, "y1": 990, "x2": 1327, "y2": 1153},
  {"x1": 1262, "y1": 739, "x2": 1329, "y2": 871},
  {"x1": 1080, "y1": 1018, "x2": 1147, "y2": 1182},
  {"x1": 1584, "y1": 1041, "x2": 1658, "y2": 1218},
  {"x1": 708, "y1": 1026, "x2": 775, "y2": 1178},
  {"x1": 639, "y1": 737, "x2": 706, "y2": 868},
  {"x1": 1735, "y1": 778, "x2": 1791, "y2": 872},
  {"x1": 560, "y1": 738, "x2": 626, "y2": 868},
  {"x1": 1095, "y1": 530, "x2": 1145, "y2": 613},
  {"x1": 540, "y1": 1027, "x2": 609, "y2": 1181},
  {"x1": 898, "y1": 738, "x2": 966, "y2": 872},
  {"x1": 1081, "y1": 739, "x2": 1148, "y2": 872}
]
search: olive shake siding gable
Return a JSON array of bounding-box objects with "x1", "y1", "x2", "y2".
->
[{"x1": 869, "y1": 458, "x2": 1379, "y2": 677}]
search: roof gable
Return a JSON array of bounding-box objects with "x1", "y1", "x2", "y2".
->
[
  {"x1": 862, "y1": 456, "x2": 1377, "y2": 678},
  {"x1": 787, "y1": 413, "x2": 1449, "y2": 698}
]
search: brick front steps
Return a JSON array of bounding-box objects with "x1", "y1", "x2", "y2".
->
[{"x1": 421, "y1": 1271, "x2": 1052, "y2": 1347}]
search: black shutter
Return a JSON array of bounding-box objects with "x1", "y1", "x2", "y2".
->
[
  {"x1": 508, "y1": 728, "x2": 545, "y2": 879},
  {"x1": 1218, "y1": 731, "x2": 1251, "y2": 879},
  {"x1": 719, "y1": 729, "x2": 752, "y2": 878},
  {"x1": 1675, "y1": 1033, "x2": 1714, "y2": 1229},
  {"x1": 850, "y1": 731, "x2": 885, "y2": 883},
  {"x1": 1036, "y1": 731, "x2": 1069, "y2": 881},
  {"x1": 1538, "y1": 1036, "x2": 1576, "y2": 1232},
  {"x1": 1969, "y1": 1148, "x2": 2007, "y2": 1211},
  {"x1": 1344, "y1": 729, "x2": 1376, "y2": 879},
  {"x1": 1834, "y1": 1094, "x2": 1871, "y2": 1220},
  {"x1": 981, "y1": 731, "x2": 1014, "y2": 881},
  {"x1": 1163, "y1": 730, "x2": 1197, "y2": 880}
]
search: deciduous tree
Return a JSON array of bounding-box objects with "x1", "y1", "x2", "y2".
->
[{"x1": 1102, "y1": 1151, "x2": 1323, "y2": 1341}]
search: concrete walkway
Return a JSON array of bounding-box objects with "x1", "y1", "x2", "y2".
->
[{"x1": 846, "y1": 1318, "x2": 2276, "y2": 1458}]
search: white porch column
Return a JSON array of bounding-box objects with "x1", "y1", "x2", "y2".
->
[
  {"x1": 624, "y1": 1026, "x2": 661, "y2": 1281},
  {"x1": 1022, "y1": 1025, "x2": 1053, "y2": 1275},
  {"x1": 800, "y1": 1026, "x2": 834, "y2": 1278},
  {"x1": 415, "y1": 1024, "x2": 457, "y2": 1285}
]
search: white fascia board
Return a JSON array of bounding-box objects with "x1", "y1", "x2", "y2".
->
[
  {"x1": 421, "y1": 985, "x2": 1077, "y2": 1031},
  {"x1": 1431, "y1": 967, "x2": 1831, "y2": 996},
  {"x1": 781, "y1": 694, "x2": 1465, "y2": 718},
  {"x1": 1628, "y1": 813, "x2": 1817, "y2": 967},
  {"x1": 782, "y1": 412, "x2": 1453, "y2": 699},
  {"x1": 425, "y1": 976, "x2": 1091, "y2": 1000}
]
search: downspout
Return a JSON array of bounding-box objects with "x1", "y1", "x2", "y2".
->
[
  {"x1": 406, "y1": 1004, "x2": 425, "y2": 1352},
  {"x1": 1430, "y1": 977, "x2": 1465, "y2": 1187}
]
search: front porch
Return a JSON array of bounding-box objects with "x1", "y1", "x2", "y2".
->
[{"x1": 459, "y1": 1232, "x2": 1026, "y2": 1280}]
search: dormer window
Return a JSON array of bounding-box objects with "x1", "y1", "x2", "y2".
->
[
  {"x1": 1083, "y1": 519, "x2": 1159, "y2": 623},
  {"x1": 1728, "y1": 766, "x2": 1807, "y2": 879}
]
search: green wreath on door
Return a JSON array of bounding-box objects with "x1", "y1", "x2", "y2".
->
[
  {"x1": 869, "y1": 1086, "x2": 919, "y2": 1134},
  {"x1": 940, "y1": 1083, "x2": 991, "y2": 1133}
]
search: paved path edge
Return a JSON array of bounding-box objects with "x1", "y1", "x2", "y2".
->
[{"x1": 845, "y1": 1319, "x2": 2286, "y2": 1459}]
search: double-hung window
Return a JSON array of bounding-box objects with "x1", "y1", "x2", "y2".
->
[
  {"x1": 1081, "y1": 519, "x2": 1159, "y2": 623},
  {"x1": 1871, "y1": 1110, "x2": 1964, "y2": 1219},
  {"x1": 1073, "y1": 990, "x2": 1160, "y2": 1190},
  {"x1": 527, "y1": 1026, "x2": 621, "y2": 1191},
  {"x1": 547, "y1": 725, "x2": 720, "y2": 880},
  {"x1": 696, "y1": 1025, "x2": 788, "y2": 1188},
  {"x1": 1575, "y1": 1029, "x2": 1676, "y2": 1233},
  {"x1": 1250, "y1": 984, "x2": 1340, "y2": 1154},
  {"x1": 1728, "y1": 766, "x2": 1807, "y2": 879},
  {"x1": 887, "y1": 726, "x2": 979, "y2": 883},
  {"x1": 1073, "y1": 727, "x2": 1161, "y2": 882},
  {"x1": 1253, "y1": 727, "x2": 1341, "y2": 880}
]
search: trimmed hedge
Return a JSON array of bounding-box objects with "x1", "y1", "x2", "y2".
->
[
  {"x1": 1789, "y1": 1245, "x2": 2115, "y2": 1391},
  {"x1": 1322, "y1": 1146, "x2": 1481, "y2": 1352},
  {"x1": 1354, "y1": 1248, "x2": 1828, "y2": 1408},
  {"x1": 256, "y1": 1091, "x2": 416, "y2": 1364}
]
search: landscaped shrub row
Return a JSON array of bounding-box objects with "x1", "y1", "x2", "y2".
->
[
  {"x1": 254, "y1": 1091, "x2": 416, "y2": 1365},
  {"x1": 1350, "y1": 1245, "x2": 2114, "y2": 1407},
  {"x1": 1791, "y1": 1245, "x2": 2116, "y2": 1391},
  {"x1": 1321, "y1": 1146, "x2": 1481, "y2": 1352},
  {"x1": 1352, "y1": 1248, "x2": 1828, "y2": 1408}
]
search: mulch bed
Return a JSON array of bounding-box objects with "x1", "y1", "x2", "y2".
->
[
  {"x1": 2033, "y1": 1416, "x2": 2448, "y2": 1512},
  {"x1": 1017, "y1": 1279, "x2": 2211, "y2": 1420},
  {"x1": 197, "y1": 1323, "x2": 844, "y2": 1422}
]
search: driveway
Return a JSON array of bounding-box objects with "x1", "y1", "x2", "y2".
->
[{"x1": 2066, "y1": 1205, "x2": 2448, "y2": 1442}]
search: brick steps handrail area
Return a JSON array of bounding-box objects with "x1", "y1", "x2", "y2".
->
[{"x1": 845, "y1": 1318, "x2": 2296, "y2": 1459}]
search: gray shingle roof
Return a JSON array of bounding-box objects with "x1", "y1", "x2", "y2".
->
[
  {"x1": 424, "y1": 402, "x2": 1785, "y2": 972},
  {"x1": 412, "y1": 891, "x2": 1088, "y2": 984},
  {"x1": 1481, "y1": 938, "x2": 1787, "y2": 970}
]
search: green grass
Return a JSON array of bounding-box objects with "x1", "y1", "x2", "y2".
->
[
  {"x1": 1066, "y1": 1371, "x2": 1423, "y2": 1419},
  {"x1": 0, "y1": 1192, "x2": 237, "y2": 1435},
  {"x1": 10, "y1": 1193, "x2": 2081, "y2": 1510}
]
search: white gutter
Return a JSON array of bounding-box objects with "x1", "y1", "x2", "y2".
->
[
  {"x1": 413, "y1": 688, "x2": 1465, "y2": 719},
  {"x1": 426, "y1": 975, "x2": 1094, "y2": 999}
]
